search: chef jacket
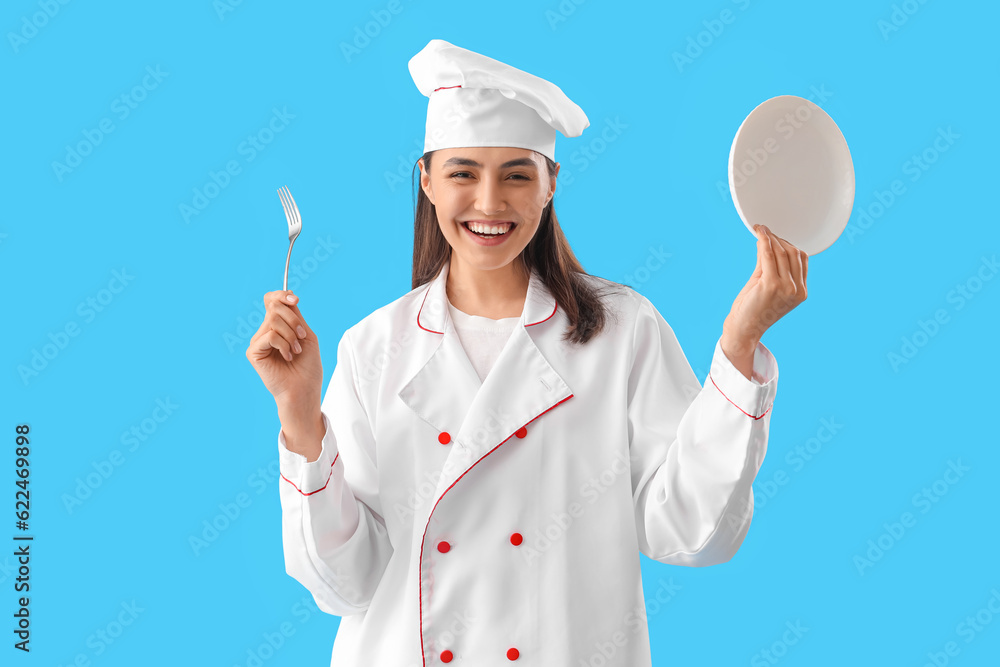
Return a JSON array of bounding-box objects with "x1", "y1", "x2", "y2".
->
[{"x1": 277, "y1": 258, "x2": 778, "y2": 666}]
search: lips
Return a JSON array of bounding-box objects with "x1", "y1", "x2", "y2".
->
[{"x1": 460, "y1": 219, "x2": 515, "y2": 246}]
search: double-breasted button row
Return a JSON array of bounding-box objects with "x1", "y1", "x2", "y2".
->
[
  {"x1": 435, "y1": 533, "x2": 524, "y2": 659},
  {"x1": 439, "y1": 647, "x2": 519, "y2": 662},
  {"x1": 438, "y1": 534, "x2": 522, "y2": 552},
  {"x1": 438, "y1": 426, "x2": 528, "y2": 446},
  {"x1": 432, "y1": 426, "x2": 529, "y2": 662}
]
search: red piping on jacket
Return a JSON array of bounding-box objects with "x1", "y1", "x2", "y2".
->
[
  {"x1": 526, "y1": 301, "x2": 558, "y2": 327},
  {"x1": 433, "y1": 85, "x2": 462, "y2": 92},
  {"x1": 416, "y1": 282, "x2": 559, "y2": 333},
  {"x1": 280, "y1": 452, "x2": 340, "y2": 496},
  {"x1": 708, "y1": 374, "x2": 771, "y2": 420},
  {"x1": 418, "y1": 393, "x2": 574, "y2": 666}
]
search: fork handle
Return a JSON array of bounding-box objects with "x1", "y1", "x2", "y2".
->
[{"x1": 283, "y1": 237, "x2": 297, "y2": 291}]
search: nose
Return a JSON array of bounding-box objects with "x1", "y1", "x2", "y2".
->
[{"x1": 474, "y1": 177, "x2": 506, "y2": 215}]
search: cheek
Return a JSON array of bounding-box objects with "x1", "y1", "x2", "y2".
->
[{"x1": 437, "y1": 213, "x2": 461, "y2": 238}]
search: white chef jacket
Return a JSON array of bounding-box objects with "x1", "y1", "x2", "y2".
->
[{"x1": 277, "y1": 258, "x2": 778, "y2": 666}]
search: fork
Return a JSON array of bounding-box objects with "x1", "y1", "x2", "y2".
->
[{"x1": 276, "y1": 185, "x2": 302, "y2": 291}]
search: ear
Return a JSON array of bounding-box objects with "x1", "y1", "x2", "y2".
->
[
  {"x1": 546, "y1": 162, "x2": 560, "y2": 204},
  {"x1": 418, "y1": 158, "x2": 435, "y2": 205}
]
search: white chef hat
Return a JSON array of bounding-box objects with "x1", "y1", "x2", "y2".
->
[{"x1": 407, "y1": 38, "x2": 589, "y2": 163}]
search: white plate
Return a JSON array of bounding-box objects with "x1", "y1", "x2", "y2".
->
[{"x1": 728, "y1": 95, "x2": 855, "y2": 255}]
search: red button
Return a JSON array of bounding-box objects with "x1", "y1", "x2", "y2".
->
[
  {"x1": 437, "y1": 541, "x2": 450, "y2": 553},
  {"x1": 510, "y1": 532, "x2": 523, "y2": 546},
  {"x1": 515, "y1": 426, "x2": 527, "y2": 438},
  {"x1": 441, "y1": 649, "x2": 453, "y2": 662},
  {"x1": 438, "y1": 432, "x2": 451, "y2": 444},
  {"x1": 507, "y1": 647, "x2": 519, "y2": 660}
]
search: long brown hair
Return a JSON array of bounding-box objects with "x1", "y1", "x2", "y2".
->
[{"x1": 410, "y1": 150, "x2": 625, "y2": 345}]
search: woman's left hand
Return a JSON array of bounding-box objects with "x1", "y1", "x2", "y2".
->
[{"x1": 722, "y1": 224, "x2": 808, "y2": 349}]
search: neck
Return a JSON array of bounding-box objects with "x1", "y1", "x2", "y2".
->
[{"x1": 446, "y1": 254, "x2": 528, "y2": 319}]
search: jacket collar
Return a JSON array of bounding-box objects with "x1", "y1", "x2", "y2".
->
[
  {"x1": 415, "y1": 257, "x2": 558, "y2": 334},
  {"x1": 399, "y1": 256, "x2": 574, "y2": 514}
]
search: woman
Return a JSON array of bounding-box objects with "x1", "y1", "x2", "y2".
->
[{"x1": 247, "y1": 39, "x2": 806, "y2": 667}]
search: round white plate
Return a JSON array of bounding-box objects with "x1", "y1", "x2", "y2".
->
[{"x1": 728, "y1": 95, "x2": 855, "y2": 255}]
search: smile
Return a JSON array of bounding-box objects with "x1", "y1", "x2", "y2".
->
[
  {"x1": 463, "y1": 221, "x2": 515, "y2": 235},
  {"x1": 461, "y1": 220, "x2": 516, "y2": 246}
]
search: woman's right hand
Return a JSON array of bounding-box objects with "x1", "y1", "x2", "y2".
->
[{"x1": 246, "y1": 290, "x2": 324, "y2": 407}]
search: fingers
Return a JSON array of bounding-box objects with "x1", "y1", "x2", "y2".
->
[
  {"x1": 753, "y1": 224, "x2": 776, "y2": 283},
  {"x1": 754, "y1": 225, "x2": 800, "y2": 293},
  {"x1": 260, "y1": 329, "x2": 297, "y2": 362},
  {"x1": 798, "y1": 242, "x2": 808, "y2": 288},
  {"x1": 782, "y1": 239, "x2": 806, "y2": 297},
  {"x1": 763, "y1": 225, "x2": 793, "y2": 287},
  {"x1": 247, "y1": 290, "x2": 312, "y2": 361},
  {"x1": 267, "y1": 311, "x2": 302, "y2": 355},
  {"x1": 767, "y1": 229, "x2": 808, "y2": 298},
  {"x1": 267, "y1": 290, "x2": 313, "y2": 336},
  {"x1": 751, "y1": 231, "x2": 764, "y2": 278}
]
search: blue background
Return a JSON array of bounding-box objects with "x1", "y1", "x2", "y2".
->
[{"x1": 4, "y1": 0, "x2": 998, "y2": 665}]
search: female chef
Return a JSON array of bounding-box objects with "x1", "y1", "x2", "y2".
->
[{"x1": 247, "y1": 39, "x2": 807, "y2": 667}]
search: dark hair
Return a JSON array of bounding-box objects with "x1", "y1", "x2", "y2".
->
[{"x1": 410, "y1": 150, "x2": 625, "y2": 345}]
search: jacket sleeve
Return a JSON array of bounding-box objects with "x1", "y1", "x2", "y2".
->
[
  {"x1": 627, "y1": 293, "x2": 778, "y2": 567},
  {"x1": 277, "y1": 327, "x2": 394, "y2": 615}
]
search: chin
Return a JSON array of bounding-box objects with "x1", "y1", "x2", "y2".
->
[{"x1": 452, "y1": 249, "x2": 520, "y2": 272}]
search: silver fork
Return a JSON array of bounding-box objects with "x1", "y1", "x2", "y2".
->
[{"x1": 276, "y1": 186, "x2": 302, "y2": 291}]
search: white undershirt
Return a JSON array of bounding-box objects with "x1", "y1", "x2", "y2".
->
[{"x1": 447, "y1": 299, "x2": 521, "y2": 383}]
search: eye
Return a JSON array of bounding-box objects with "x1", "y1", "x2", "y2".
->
[{"x1": 448, "y1": 172, "x2": 531, "y2": 181}]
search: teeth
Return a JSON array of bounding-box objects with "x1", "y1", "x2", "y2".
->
[{"x1": 466, "y1": 221, "x2": 512, "y2": 235}]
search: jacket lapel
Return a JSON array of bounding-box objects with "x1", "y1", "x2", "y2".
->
[{"x1": 397, "y1": 258, "x2": 575, "y2": 508}]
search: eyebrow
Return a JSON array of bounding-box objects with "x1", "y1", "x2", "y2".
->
[{"x1": 441, "y1": 157, "x2": 538, "y2": 169}]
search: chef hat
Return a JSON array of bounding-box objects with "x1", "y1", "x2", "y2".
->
[{"x1": 407, "y1": 38, "x2": 589, "y2": 163}]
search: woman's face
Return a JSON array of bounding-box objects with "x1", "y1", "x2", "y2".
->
[{"x1": 419, "y1": 146, "x2": 559, "y2": 273}]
